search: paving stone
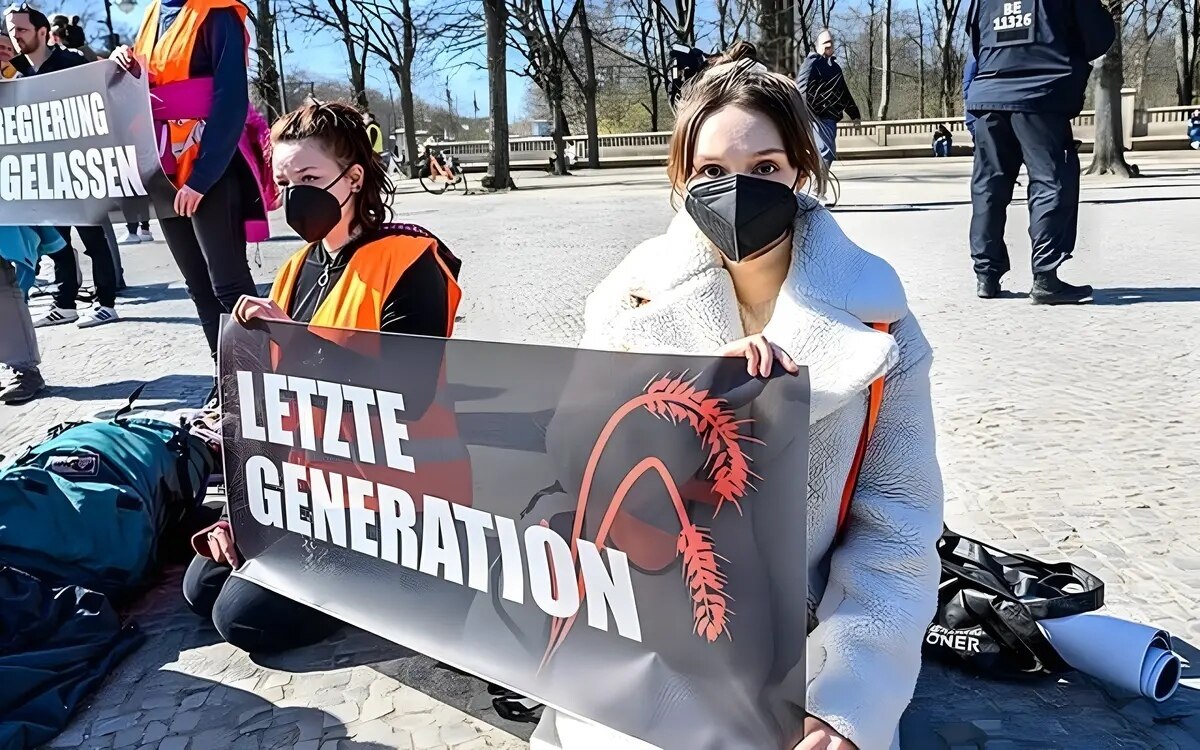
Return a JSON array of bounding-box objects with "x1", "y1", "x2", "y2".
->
[
  {"x1": 179, "y1": 691, "x2": 209, "y2": 711},
  {"x1": 93, "y1": 713, "x2": 142, "y2": 737},
  {"x1": 440, "y1": 722, "x2": 481, "y2": 746},
  {"x1": 168, "y1": 711, "x2": 202, "y2": 734},
  {"x1": 113, "y1": 726, "x2": 144, "y2": 749},
  {"x1": 142, "y1": 722, "x2": 168, "y2": 745},
  {"x1": 158, "y1": 738, "x2": 189, "y2": 750},
  {"x1": 261, "y1": 672, "x2": 292, "y2": 690},
  {"x1": 47, "y1": 725, "x2": 87, "y2": 747}
]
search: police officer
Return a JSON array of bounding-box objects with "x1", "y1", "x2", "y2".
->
[{"x1": 965, "y1": 0, "x2": 1114, "y2": 305}]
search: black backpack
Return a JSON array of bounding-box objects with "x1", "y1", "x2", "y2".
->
[{"x1": 924, "y1": 527, "x2": 1104, "y2": 678}]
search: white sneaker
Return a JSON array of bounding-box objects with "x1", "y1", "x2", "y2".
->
[
  {"x1": 77, "y1": 306, "x2": 119, "y2": 328},
  {"x1": 119, "y1": 232, "x2": 143, "y2": 245},
  {"x1": 138, "y1": 229, "x2": 154, "y2": 242},
  {"x1": 33, "y1": 307, "x2": 79, "y2": 328}
]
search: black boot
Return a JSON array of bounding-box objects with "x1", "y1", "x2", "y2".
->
[
  {"x1": 977, "y1": 275, "x2": 1002, "y2": 299},
  {"x1": 1030, "y1": 270, "x2": 1093, "y2": 305}
]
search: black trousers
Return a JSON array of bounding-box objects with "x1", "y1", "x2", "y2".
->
[
  {"x1": 159, "y1": 161, "x2": 258, "y2": 356},
  {"x1": 51, "y1": 225, "x2": 119, "y2": 309},
  {"x1": 182, "y1": 554, "x2": 342, "y2": 654},
  {"x1": 969, "y1": 111, "x2": 1081, "y2": 279}
]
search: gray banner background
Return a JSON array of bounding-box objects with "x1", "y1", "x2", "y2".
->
[{"x1": 220, "y1": 319, "x2": 811, "y2": 749}]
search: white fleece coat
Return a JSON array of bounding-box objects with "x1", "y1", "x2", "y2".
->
[{"x1": 534, "y1": 196, "x2": 945, "y2": 750}]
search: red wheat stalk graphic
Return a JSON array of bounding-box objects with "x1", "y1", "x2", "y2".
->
[{"x1": 541, "y1": 373, "x2": 758, "y2": 669}]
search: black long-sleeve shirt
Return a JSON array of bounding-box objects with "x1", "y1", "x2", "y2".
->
[
  {"x1": 159, "y1": 0, "x2": 249, "y2": 194},
  {"x1": 273, "y1": 227, "x2": 454, "y2": 418},
  {"x1": 796, "y1": 53, "x2": 861, "y2": 122}
]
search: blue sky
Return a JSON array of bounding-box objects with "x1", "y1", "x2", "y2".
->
[{"x1": 59, "y1": 0, "x2": 526, "y2": 117}]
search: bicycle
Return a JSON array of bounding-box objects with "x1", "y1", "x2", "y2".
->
[{"x1": 418, "y1": 147, "x2": 468, "y2": 195}]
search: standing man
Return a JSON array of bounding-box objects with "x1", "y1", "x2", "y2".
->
[
  {"x1": 966, "y1": 0, "x2": 1114, "y2": 304},
  {"x1": 365, "y1": 112, "x2": 385, "y2": 158},
  {"x1": 796, "y1": 29, "x2": 861, "y2": 171},
  {"x1": 6, "y1": 4, "x2": 122, "y2": 328}
]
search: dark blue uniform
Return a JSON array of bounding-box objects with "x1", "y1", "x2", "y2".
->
[{"x1": 966, "y1": 0, "x2": 1114, "y2": 289}]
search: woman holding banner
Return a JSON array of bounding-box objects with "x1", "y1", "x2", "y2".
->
[
  {"x1": 182, "y1": 101, "x2": 464, "y2": 654},
  {"x1": 538, "y1": 45, "x2": 944, "y2": 750},
  {"x1": 110, "y1": 0, "x2": 276, "y2": 366}
]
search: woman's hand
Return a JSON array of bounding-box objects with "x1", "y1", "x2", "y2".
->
[
  {"x1": 794, "y1": 718, "x2": 857, "y2": 750},
  {"x1": 174, "y1": 186, "x2": 205, "y2": 217},
  {"x1": 205, "y1": 524, "x2": 240, "y2": 568},
  {"x1": 109, "y1": 46, "x2": 141, "y2": 76},
  {"x1": 716, "y1": 334, "x2": 800, "y2": 378},
  {"x1": 233, "y1": 296, "x2": 291, "y2": 326}
]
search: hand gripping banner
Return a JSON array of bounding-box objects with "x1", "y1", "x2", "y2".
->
[
  {"x1": 219, "y1": 318, "x2": 812, "y2": 749},
  {"x1": 0, "y1": 60, "x2": 175, "y2": 226}
]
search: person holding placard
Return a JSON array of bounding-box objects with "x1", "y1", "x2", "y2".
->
[
  {"x1": 182, "y1": 101, "x2": 464, "y2": 654},
  {"x1": 537, "y1": 43, "x2": 944, "y2": 750}
]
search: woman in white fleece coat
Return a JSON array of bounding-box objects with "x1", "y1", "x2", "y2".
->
[{"x1": 535, "y1": 45, "x2": 944, "y2": 750}]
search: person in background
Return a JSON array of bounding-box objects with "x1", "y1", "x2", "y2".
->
[
  {"x1": 933, "y1": 123, "x2": 954, "y2": 157},
  {"x1": 796, "y1": 29, "x2": 862, "y2": 172},
  {"x1": 6, "y1": 4, "x2": 122, "y2": 328},
  {"x1": 120, "y1": 201, "x2": 155, "y2": 244},
  {"x1": 965, "y1": 0, "x2": 1115, "y2": 305},
  {"x1": 111, "y1": 0, "x2": 277, "y2": 373},
  {"x1": 50, "y1": 14, "x2": 98, "y2": 61},
  {"x1": 0, "y1": 226, "x2": 66, "y2": 404},
  {"x1": 0, "y1": 32, "x2": 19, "y2": 77},
  {"x1": 182, "y1": 101, "x2": 463, "y2": 654},
  {"x1": 365, "y1": 111, "x2": 385, "y2": 157},
  {"x1": 537, "y1": 41, "x2": 943, "y2": 750},
  {"x1": 1188, "y1": 109, "x2": 1200, "y2": 150}
]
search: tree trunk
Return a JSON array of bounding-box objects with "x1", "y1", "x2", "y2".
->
[
  {"x1": 877, "y1": 0, "x2": 892, "y2": 119},
  {"x1": 550, "y1": 91, "x2": 569, "y2": 175},
  {"x1": 252, "y1": 0, "x2": 285, "y2": 120},
  {"x1": 577, "y1": 2, "x2": 601, "y2": 169},
  {"x1": 345, "y1": 37, "x2": 370, "y2": 110},
  {"x1": 1087, "y1": 1, "x2": 1134, "y2": 177},
  {"x1": 939, "y1": 24, "x2": 954, "y2": 116},
  {"x1": 757, "y1": 0, "x2": 794, "y2": 73},
  {"x1": 1178, "y1": 0, "x2": 1196, "y2": 105},
  {"x1": 866, "y1": 2, "x2": 878, "y2": 117},
  {"x1": 484, "y1": 0, "x2": 511, "y2": 188}
]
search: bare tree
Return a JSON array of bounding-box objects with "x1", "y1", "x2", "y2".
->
[
  {"x1": 1177, "y1": 0, "x2": 1200, "y2": 104},
  {"x1": 1088, "y1": 0, "x2": 1136, "y2": 176},
  {"x1": 1125, "y1": 0, "x2": 1171, "y2": 96},
  {"x1": 757, "y1": 0, "x2": 795, "y2": 73},
  {"x1": 914, "y1": 0, "x2": 930, "y2": 117},
  {"x1": 561, "y1": 1, "x2": 601, "y2": 168},
  {"x1": 292, "y1": 0, "x2": 371, "y2": 110},
  {"x1": 508, "y1": 0, "x2": 579, "y2": 174},
  {"x1": 935, "y1": 0, "x2": 966, "y2": 116},
  {"x1": 252, "y1": 0, "x2": 285, "y2": 120},
  {"x1": 878, "y1": 0, "x2": 893, "y2": 119},
  {"x1": 484, "y1": 0, "x2": 512, "y2": 187},
  {"x1": 356, "y1": 0, "x2": 424, "y2": 177},
  {"x1": 714, "y1": 0, "x2": 753, "y2": 48}
]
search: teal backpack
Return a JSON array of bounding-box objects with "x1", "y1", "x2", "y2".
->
[{"x1": 0, "y1": 397, "x2": 213, "y2": 596}]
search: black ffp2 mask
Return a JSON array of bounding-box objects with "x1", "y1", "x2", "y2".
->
[
  {"x1": 284, "y1": 167, "x2": 353, "y2": 243},
  {"x1": 684, "y1": 174, "x2": 798, "y2": 262}
]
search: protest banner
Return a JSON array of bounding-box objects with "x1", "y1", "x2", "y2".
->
[
  {"x1": 220, "y1": 318, "x2": 812, "y2": 748},
  {"x1": 0, "y1": 60, "x2": 174, "y2": 227}
]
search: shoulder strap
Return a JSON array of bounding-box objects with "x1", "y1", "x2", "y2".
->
[{"x1": 836, "y1": 322, "x2": 891, "y2": 537}]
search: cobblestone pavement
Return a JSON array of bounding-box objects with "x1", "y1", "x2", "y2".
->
[{"x1": 4, "y1": 153, "x2": 1199, "y2": 750}]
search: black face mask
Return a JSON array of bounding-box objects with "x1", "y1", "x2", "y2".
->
[
  {"x1": 684, "y1": 174, "x2": 798, "y2": 262},
  {"x1": 284, "y1": 166, "x2": 353, "y2": 243}
]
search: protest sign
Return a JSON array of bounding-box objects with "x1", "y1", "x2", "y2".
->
[
  {"x1": 0, "y1": 60, "x2": 174, "y2": 227},
  {"x1": 220, "y1": 319, "x2": 812, "y2": 748}
]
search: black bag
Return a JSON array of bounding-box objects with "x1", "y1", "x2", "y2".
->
[{"x1": 924, "y1": 527, "x2": 1104, "y2": 677}]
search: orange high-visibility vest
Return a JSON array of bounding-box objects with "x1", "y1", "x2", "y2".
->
[
  {"x1": 133, "y1": 0, "x2": 250, "y2": 189},
  {"x1": 269, "y1": 232, "x2": 469, "y2": 510}
]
